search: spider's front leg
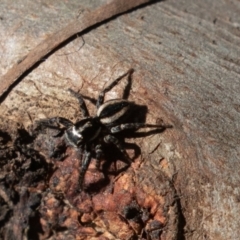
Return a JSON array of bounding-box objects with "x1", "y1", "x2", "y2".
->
[
  {"x1": 34, "y1": 117, "x2": 73, "y2": 136},
  {"x1": 95, "y1": 144, "x2": 103, "y2": 170},
  {"x1": 104, "y1": 135, "x2": 132, "y2": 164},
  {"x1": 78, "y1": 145, "x2": 92, "y2": 191},
  {"x1": 78, "y1": 144, "x2": 103, "y2": 191},
  {"x1": 36, "y1": 116, "x2": 73, "y2": 128}
]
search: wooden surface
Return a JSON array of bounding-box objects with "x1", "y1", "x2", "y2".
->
[{"x1": 0, "y1": 0, "x2": 240, "y2": 239}]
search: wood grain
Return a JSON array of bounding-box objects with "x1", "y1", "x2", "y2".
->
[
  {"x1": 0, "y1": 0, "x2": 155, "y2": 100},
  {"x1": 0, "y1": 0, "x2": 240, "y2": 239}
]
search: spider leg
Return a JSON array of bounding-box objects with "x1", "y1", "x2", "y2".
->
[
  {"x1": 96, "y1": 69, "x2": 134, "y2": 109},
  {"x1": 36, "y1": 117, "x2": 73, "y2": 130},
  {"x1": 95, "y1": 144, "x2": 103, "y2": 170},
  {"x1": 110, "y1": 123, "x2": 172, "y2": 133},
  {"x1": 34, "y1": 117, "x2": 73, "y2": 137},
  {"x1": 104, "y1": 135, "x2": 131, "y2": 164},
  {"x1": 79, "y1": 146, "x2": 92, "y2": 191},
  {"x1": 68, "y1": 89, "x2": 89, "y2": 117}
]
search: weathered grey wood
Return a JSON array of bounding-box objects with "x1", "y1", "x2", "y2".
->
[{"x1": 0, "y1": 0, "x2": 240, "y2": 239}]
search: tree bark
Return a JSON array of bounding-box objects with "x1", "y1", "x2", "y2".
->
[{"x1": 0, "y1": 0, "x2": 239, "y2": 239}]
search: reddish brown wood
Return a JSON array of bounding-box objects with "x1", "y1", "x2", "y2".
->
[{"x1": 0, "y1": 0, "x2": 240, "y2": 239}]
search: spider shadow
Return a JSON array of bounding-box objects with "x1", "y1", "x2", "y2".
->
[
  {"x1": 85, "y1": 104, "x2": 171, "y2": 193},
  {"x1": 85, "y1": 141, "x2": 141, "y2": 193},
  {"x1": 102, "y1": 141, "x2": 141, "y2": 174}
]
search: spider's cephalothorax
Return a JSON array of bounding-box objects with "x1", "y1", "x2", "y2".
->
[{"x1": 36, "y1": 69, "x2": 170, "y2": 191}]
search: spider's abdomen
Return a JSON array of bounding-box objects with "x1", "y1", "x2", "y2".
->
[{"x1": 97, "y1": 99, "x2": 132, "y2": 126}]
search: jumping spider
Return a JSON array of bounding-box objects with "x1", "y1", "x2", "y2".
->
[{"x1": 36, "y1": 69, "x2": 170, "y2": 191}]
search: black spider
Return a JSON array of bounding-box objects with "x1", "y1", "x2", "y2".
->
[{"x1": 36, "y1": 69, "x2": 170, "y2": 191}]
